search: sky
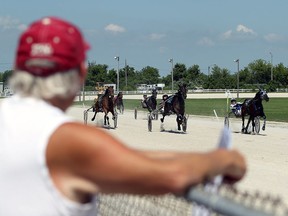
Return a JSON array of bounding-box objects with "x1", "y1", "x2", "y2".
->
[{"x1": 1, "y1": 0, "x2": 288, "y2": 77}]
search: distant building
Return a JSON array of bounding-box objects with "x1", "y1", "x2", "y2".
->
[{"x1": 136, "y1": 83, "x2": 165, "y2": 92}]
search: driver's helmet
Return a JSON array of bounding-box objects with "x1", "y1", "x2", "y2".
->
[
  {"x1": 231, "y1": 98, "x2": 236, "y2": 103},
  {"x1": 162, "y1": 94, "x2": 168, "y2": 100}
]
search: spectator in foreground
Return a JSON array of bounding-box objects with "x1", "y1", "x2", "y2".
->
[{"x1": 0, "y1": 16, "x2": 246, "y2": 216}]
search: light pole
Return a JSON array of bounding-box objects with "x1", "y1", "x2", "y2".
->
[
  {"x1": 125, "y1": 59, "x2": 128, "y2": 88},
  {"x1": 169, "y1": 58, "x2": 174, "y2": 91},
  {"x1": 234, "y1": 59, "x2": 240, "y2": 99},
  {"x1": 114, "y1": 56, "x2": 120, "y2": 92},
  {"x1": 270, "y1": 52, "x2": 273, "y2": 81}
]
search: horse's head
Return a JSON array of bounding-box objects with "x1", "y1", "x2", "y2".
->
[
  {"x1": 105, "y1": 86, "x2": 114, "y2": 97},
  {"x1": 178, "y1": 83, "x2": 187, "y2": 99},
  {"x1": 255, "y1": 89, "x2": 269, "y2": 102},
  {"x1": 118, "y1": 91, "x2": 123, "y2": 98},
  {"x1": 151, "y1": 89, "x2": 157, "y2": 98}
]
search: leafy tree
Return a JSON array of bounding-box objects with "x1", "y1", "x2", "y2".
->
[
  {"x1": 160, "y1": 75, "x2": 172, "y2": 90},
  {"x1": 239, "y1": 67, "x2": 253, "y2": 88},
  {"x1": 79, "y1": 58, "x2": 288, "y2": 91},
  {"x1": 85, "y1": 62, "x2": 109, "y2": 90},
  {"x1": 173, "y1": 63, "x2": 186, "y2": 82},
  {"x1": 2, "y1": 70, "x2": 13, "y2": 85},
  {"x1": 137, "y1": 66, "x2": 160, "y2": 85},
  {"x1": 273, "y1": 63, "x2": 288, "y2": 87},
  {"x1": 185, "y1": 64, "x2": 203, "y2": 88},
  {"x1": 119, "y1": 65, "x2": 137, "y2": 91},
  {"x1": 107, "y1": 69, "x2": 117, "y2": 84},
  {"x1": 247, "y1": 59, "x2": 271, "y2": 86}
]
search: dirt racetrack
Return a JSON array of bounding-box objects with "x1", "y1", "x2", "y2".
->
[{"x1": 67, "y1": 105, "x2": 288, "y2": 205}]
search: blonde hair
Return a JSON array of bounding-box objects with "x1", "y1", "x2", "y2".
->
[{"x1": 9, "y1": 69, "x2": 82, "y2": 100}]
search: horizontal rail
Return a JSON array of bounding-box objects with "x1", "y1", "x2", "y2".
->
[{"x1": 186, "y1": 187, "x2": 275, "y2": 216}]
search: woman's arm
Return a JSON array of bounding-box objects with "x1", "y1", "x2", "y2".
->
[{"x1": 46, "y1": 122, "x2": 246, "y2": 202}]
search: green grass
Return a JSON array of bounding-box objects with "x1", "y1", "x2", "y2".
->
[{"x1": 75, "y1": 98, "x2": 288, "y2": 123}]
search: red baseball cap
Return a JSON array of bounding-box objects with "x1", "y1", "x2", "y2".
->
[{"x1": 15, "y1": 17, "x2": 90, "y2": 77}]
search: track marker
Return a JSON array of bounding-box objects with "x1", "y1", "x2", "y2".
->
[{"x1": 213, "y1": 109, "x2": 219, "y2": 121}]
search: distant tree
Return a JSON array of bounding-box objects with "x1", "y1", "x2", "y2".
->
[
  {"x1": 107, "y1": 69, "x2": 117, "y2": 85},
  {"x1": 119, "y1": 65, "x2": 137, "y2": 91},
  {"x1": 247, "y1": 59, "x2": 271, "y2": 86},
  {"x1": 81, "y1": 58, "x2": 288, "y2": 92},
  {"x1": 86, "y1": 62, "x2": 109, "y2": 90},
  {"x1": 160, "y1": 75, "x2": 172, "y2": 89},
  {"x1": 273, "y1": 63, "x2": 288, "y2": 87},
  {"x1": 208, "y1": 66, "x2": 233, "y2": 89},
  {"x1": 2, "y1": 70, "x2": 13, "y2": 85},
  {"x1": 137, "y1": 66, "x2": 160, "y2": 85},
  {"x1": 185, "y1": 64, "x2": 202, "y2": 88},
  {"x1": 173, "y1": 63, "x2": 186, "y2": 82}
]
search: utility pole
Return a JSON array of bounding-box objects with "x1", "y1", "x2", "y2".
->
[
  {"x1": 234, "y1": 59, "x2": 240, "y2": 99},
  {"x1": 270, "y1": 52, "x2": 273, "y2": 81},
  {"x1": 169, "y1": 58, "x2": 174, "y2": 91},
  {"x1": 125, "y1": 59, "x2": 127, "y2": 88},
  {"x1": 114, "y1": 56, "x2": 120, "y2": 92}
]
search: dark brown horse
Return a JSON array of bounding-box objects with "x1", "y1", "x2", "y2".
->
[
  {"x1": 160, "y1": 83, "x2": 188, "y2": 131},
  {"x1": 114, "y1": 91, "x2": 124, "y2": 114},
  {"x1": 241, "y1": 89, "x2": 269, "y2": 134},
  {"x1": 91, "y1": 86, "x2": 117, "y2": 127},
  {"x1": 141, "y1": 89, "x2": 158, "y2": 112}
]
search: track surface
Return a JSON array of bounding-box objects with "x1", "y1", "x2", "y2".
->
[{"x1": 68, "y1": 106, "x2": 288, "y2": 205}]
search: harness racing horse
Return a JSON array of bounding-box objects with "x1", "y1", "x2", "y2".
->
[
  {"x1": 114, "y1": 91, "x2": 124, "y2": 114},
  {"x1": 241, "y1": 89, "x2": 269, "y2": 134},
  {"x1": 160, "y1": 83, "x2": 188, "y2": 132},
  {"x1": 141, "y1": 89, "x2": 158, "y2": 113},
  {"x1": 89, "y1": 86, "x2": 117, "y2": 128}
]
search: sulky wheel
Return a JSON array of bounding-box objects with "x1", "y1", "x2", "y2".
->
[
  {"x1": 255, "y1": 116, "x2": 260, "y2": 134},
  {"x1": 154, "y1": 111, "x2": 158, "y2": 120},
  {"x1": 182, "y1": 115, "x2": 187, "y2": 132},
  {"x1": 113, "y1": 115, "x2": 118, "y2": 128},
  {"x1": 224, "y1": 116, "x2": 229, "y2": 128},
  {"x1": 84, "y1": 110, "x2": 88, "y2": 125},
  {"x1": 120, "y1": 104, "x2": 124, "y2": 114},
  {"x1": 148, "y1": 114, "x2": 152, "y2": 132}
]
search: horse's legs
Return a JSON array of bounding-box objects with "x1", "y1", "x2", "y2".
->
[
  {"x1": 241, "y1": 115, "x2": 245, "y2": 133},
  {"x1": 111, "y1": 110, "x2": 116, "y2": 120},
  {"x1": 91, "y1": 103, "x2": 99, "y2": 121},
  {"x1": 160, "y1": 114, "x2": 166, "y2": 123},
  {"x1": 245, "y1": 116, "x2": 252, "y2": 134},
  {"x1": 91, "y1": 111, "x2": 97, "y2": 121},
  {"x1": 262, "y1": 115, "x2": 266, "y2": 130},
  {"x1": 176, "y1": 114, "x2": 183, "y2": 131},
  {"x1": 177, "y1": 119, "x2": 181, "y2": 131},
  {"x1": 103, "y1": 114, "x2": 106, "y2": 125},
  {"x1": 251, "y1": 117, "x2": 255, "y2": 134},
  {"x1": 103, "y1": 114, "x2": 110, "y2": 126}
]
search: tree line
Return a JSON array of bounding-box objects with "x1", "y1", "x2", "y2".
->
[{"x1": 1, "y1": 59, "x2": 288, "y2": 92}]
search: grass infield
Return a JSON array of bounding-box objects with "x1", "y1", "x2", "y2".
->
[{"x1": 75, "y1": 97, "x2": 288, "y2": 123}]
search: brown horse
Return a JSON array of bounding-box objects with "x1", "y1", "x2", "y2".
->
[
  {"x1": 90, "y1": 86, "x2": 117, "y2": 127},
  {"x1": 160, "y1": 83, "x2": 188, "y2": 131}
]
